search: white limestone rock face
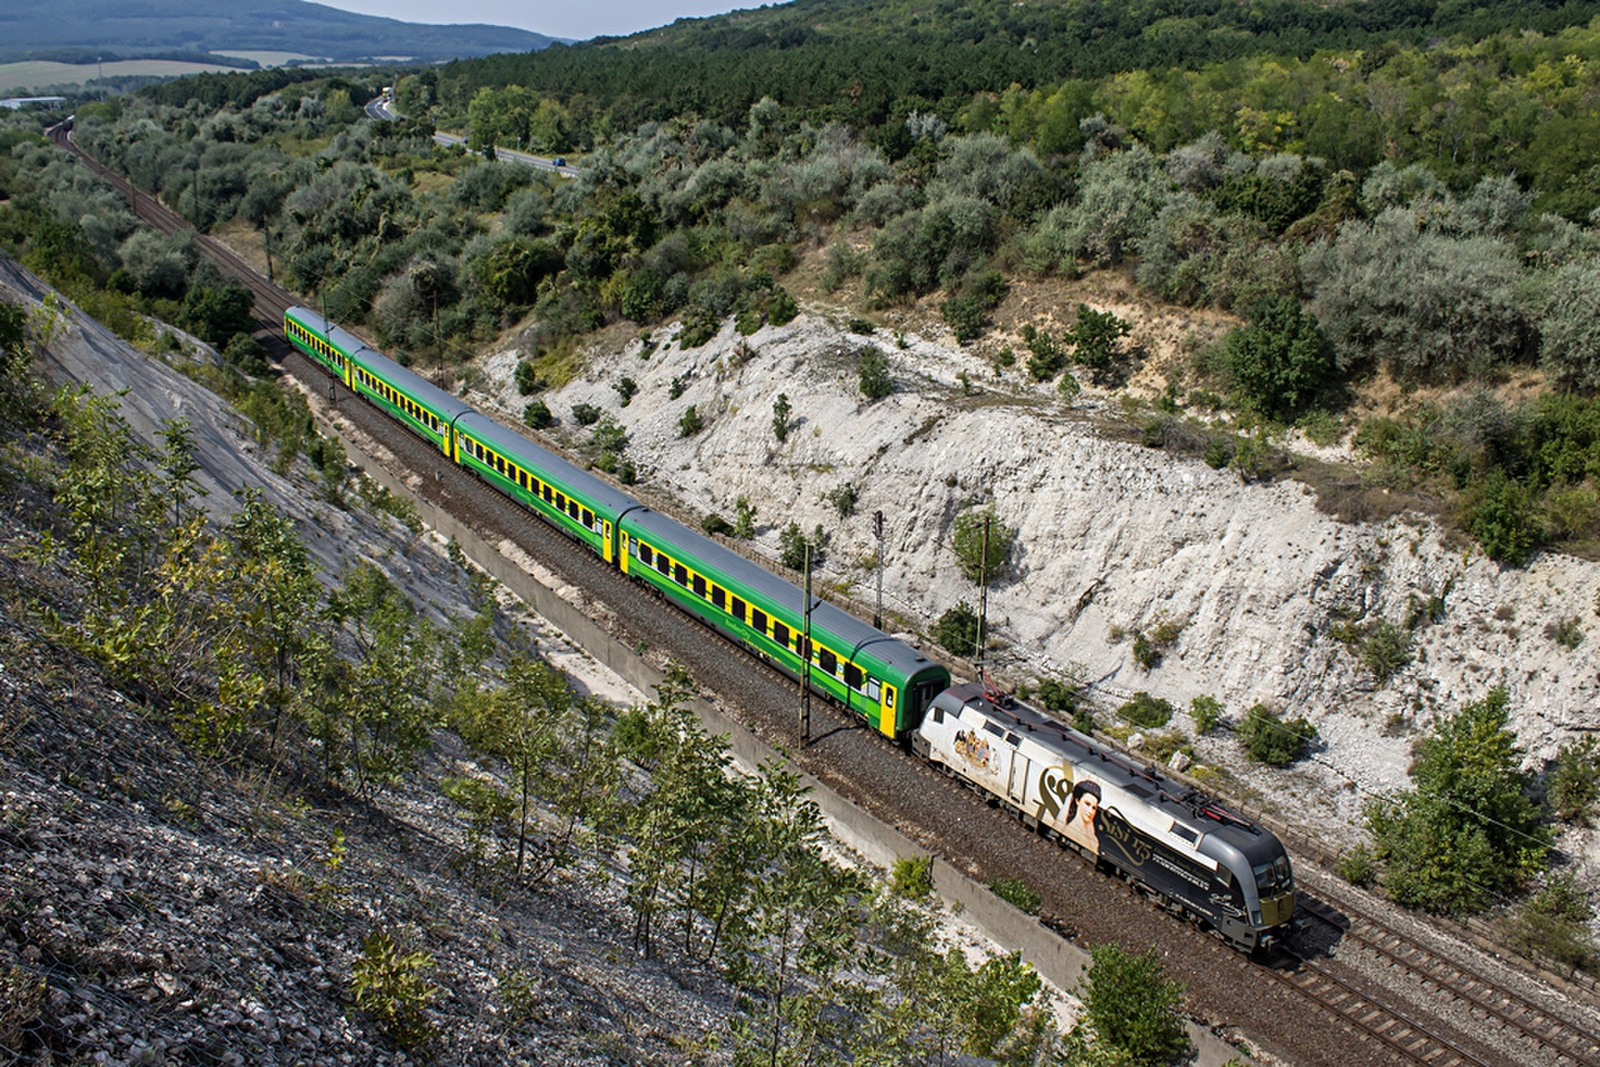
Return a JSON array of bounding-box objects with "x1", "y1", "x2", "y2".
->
[{"x1": 477, "y1": 311, "x2": 1600, "y2": 850}]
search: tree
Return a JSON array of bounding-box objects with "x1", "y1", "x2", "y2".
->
[
  {"x1": 1365, "y1": 688, "x2": 1551, "y2": 914},
  {"x1": 933, "y1": 601, "x2": 981, "y2": 658},
  {"x1": 951, "y1": 505, "x2": 1015, "y2": 585},
  {"x1": 1068, "y1": 303, "x2": 1132, "y2": 373},
  {"x1": 183, "y1": 281, "x2": 254, "y2": 347},
  {"x1": 1063, "y1": 943, "x2": 1193, "y2": 1066},
  {"x1": 1220, "y1": 296, "x2": 1335, "y2": 421},
  {"x1": 779, "y1": 521, "x2": 824, "y2": 570}
]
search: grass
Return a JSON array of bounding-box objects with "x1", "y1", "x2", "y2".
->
[{"x1": 0, "y1": 59, "x2": 243, "y2": 93}]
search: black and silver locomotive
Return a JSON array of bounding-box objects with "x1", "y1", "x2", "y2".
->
[{"x1": 914, "y1": 683, "x2": 1296, "y2": 951}]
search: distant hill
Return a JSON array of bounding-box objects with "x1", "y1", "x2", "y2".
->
[{"x1": 0, "y1": 0, "x2": 561, "y2": 65}]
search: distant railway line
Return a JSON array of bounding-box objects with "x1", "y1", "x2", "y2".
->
[{"x1": 46, "y1": 122, "x2": 1600, "y2": 1067}]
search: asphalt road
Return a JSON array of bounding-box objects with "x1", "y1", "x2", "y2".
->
[{"x1": 364, "y1": 94, "x2": 580, "y2": 177}]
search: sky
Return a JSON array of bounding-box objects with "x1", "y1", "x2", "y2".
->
[{"x1": 312, "y1": 0, "x2": 765, "y2": 42}]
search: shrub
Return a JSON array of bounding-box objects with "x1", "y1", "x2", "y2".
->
[
  {"x1": 1471, "y1": 469, "x2": 1542, "y2": 565},
  {"x1": 1190, "y1": 695, "x2": 1223, "y2": 735},
  {"x1": 223, "y1": 332, "x2": 268, "y2": 376},
  {"x1": 823, "y1": 482, "x2": 858, "y2": 518},
  {"x1": 571, "y1": 402, "x2": 601, "y2": 426},
  {"x1": 989, "y1": 877, "x2": 1042, "y2": 915},
  {"x1": 1036, "y1": 676, "x2": 1080, "y2": 716},
  {"x1": 1118, "y1": 692, "x2": 1174, "y2": 729},
  {"x1": 513, "y1": 359, "x2": 539, "y2": 395},
  {"x1": 779, "y1": 521, "x2": 824, "y2": 570},
  {"x1": 678, "y1": 404, "x2": 704, "y2": 436},
  {"x1": 734, "y1": 495, "x2": 756, "y2": 538},
  {"x1": 615, "y1": 376, "x2": 638, "y2": 407},
  {"x1": 934, "y1": 600, "x2": 981, "y2": 657},
  {"x1": 522, "y1": 399, "x2": 552, "y2": 429},
  {"x1": 1546, "y1": 615, "x2": 1585, "y2": 650},
  {"x1": 1238, "y1": 703, "x2": 1314, "y2": 766},
  {"x1": 771, "y1": 392, "x2": 791, "y2": 442},
  {"x1": 1549, "y1": 736, "x2": 1600, "y2": 825},
  {"x1": 1068, "y1": 303, "x2": 1132, "y2": 372},
  {"x1": 1338, "y1": 845, "x2": 1375, "y2": 887},
  {"x1": 702, "y1": 513, "x2": 734, "y2": 536},
  {"x1": 1359, "y1": 619, "x2": 1413, "y2": 682},
  {"x1": 1220, "y1": 295, "x2": 1335, "y2": 421},
  {"x1": 1509, "y1": 871, "x2": 1599, "y2": 973},
  {"x1": 351, "y1": 930, "x2": 437, "y2": 1051},
  {"x1": 891, "y1": 855, "x2": 933, "y2": 899},
  {"x1": 858, "y1": 346, "x2": 892, "y2": 400}
]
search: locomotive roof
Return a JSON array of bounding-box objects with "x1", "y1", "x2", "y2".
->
[
  {"x1": 286, "y1": 306, "x2": 474, "y2": 423},
  {"x1": 941, "y1": 682, "x2": 1273, "y2": 850},
  {"x1": 454, "y1": 412, "x2": 642, "y2": 517},
  {"x1": 624, "y1": 508, "x2": 945, "y2": 679}
]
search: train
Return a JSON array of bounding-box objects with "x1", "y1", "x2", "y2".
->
[{"x1": 281, "y1": 304, "x2": 1296, "y2": 951}]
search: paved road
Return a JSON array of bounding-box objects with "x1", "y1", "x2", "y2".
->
[{"x1": 364, "y1": 95, "x2": 579, "y2": 177}]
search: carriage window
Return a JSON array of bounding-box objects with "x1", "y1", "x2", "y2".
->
[
  {"x1": 692, "y1": 575, "x2": 706, "y2": 597},
  {"x1": 712, "y1": 586, "x2": 726, "y2": 610},
  {"x1": 568, "y1": 501, "x2": 580, "y2": 520},
  {"x1": 844, "y1": 663, "x2": 863, "y2": 690},
  {"x1": 866, "y1": 679, "x2": 880, "y2": 700},
  {"x1": 542, "y1": 485, "x2": 553, "y2": 502},
  {"x1": 656, "y1": 554, "x2": 670, "y2": 575},
  {"x1": 730, "y1": 596, "x2": 746, "y2": 621},
  {"x1": 983, "y1": 721, "x2": 1004, "y2": 737},
  {"x1": 555, "y1": 492, "x2": 567, "y2": 510},
  {"x1": 772, "y1": 621, "x2": 790, "y2": 647},
  {"x1": 637, "y1": 543, "x2": 653, "y2": 566},
  {"x1": 582, "y1": 508, "x2": 593, "y2": 527},
  {"x1": 818, "y1": 648, "x2": 837, "y2": 674},
  {"x1": 931, "y1": 706, "x2": 944, "y2": 723},
  {"x1": 751, "y1": 609, "x2": 768, "y2": 634},
  {"x1": 672, "y1": 563, "x2": 687, "y2": 586}
]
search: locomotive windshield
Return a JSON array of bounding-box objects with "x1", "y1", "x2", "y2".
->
[{"x1": 1253, "y1": 854, "x2": 1293, "y2": 894}]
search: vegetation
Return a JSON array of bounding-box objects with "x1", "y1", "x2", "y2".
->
[
  {"x1": 1118, "y1": 692, "x2": 1174, "y2": 730},
  {"x1": 933, "y1": 600, "x2": 982, "y2": 659},
  {"x1": 1365, "y1": 688, "x2": 1551, "y2": 915},
  {"x1": 1063, "y1": 944, "x2": 1193, "y2": 1067},
  {"x1": 1237, "y1": 704, "x2": 1314, "y2": 767},
  {"x1": 951, "y1": 505, "x2": 1015, "y2": 586}
]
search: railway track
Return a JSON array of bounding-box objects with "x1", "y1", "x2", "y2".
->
[
  {"x1": 47, "y1": 127, "x2": 1600, "y2": 1067},
  {"x1": 1294, "y1": 894, "x2": 1600, "y2": 1066}
]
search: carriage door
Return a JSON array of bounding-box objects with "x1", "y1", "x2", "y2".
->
[
  {"x1": 602, "y1": 521, "x2": 614, "y2": 564},
  {"x1": 1008, "y1": 751, "x2": 1030, "y2": 807}
]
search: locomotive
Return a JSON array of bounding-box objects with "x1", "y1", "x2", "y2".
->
[
  {"x1": 916, "y1": 682, "x2": 1295, "y2": 951},
  {"x1": 282, "y1": 305, "x2": 1296, "y2": 951}
]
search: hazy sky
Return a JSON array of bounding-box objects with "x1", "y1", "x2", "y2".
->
[{"x1": 314, "y1": 0, "x2": 766, "y2": 42}]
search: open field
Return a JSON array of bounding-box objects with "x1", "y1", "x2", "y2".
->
[
  {"x1": 0, "y1": 59, "x2": 245, "y2": 93},
  {"x1": 209, "y1": 51, "x2": 325, "y2": 66}
]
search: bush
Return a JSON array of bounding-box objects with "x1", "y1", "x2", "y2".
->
[
  {"x1": 1118, "y1": 692, "x2": 1174, "y2": 729},
  {"x1": 615, "y1": 376, "x2": 638, "y2": 407},
  {"x1": 1190, "y1": 695, "x2": 1223, "y2": 735},
  {"x1": 1036, "y1": 676, "x2": 1080, "y2": 716},
  {"x1": 702, "y1": 513, "x2": 734, "y2": 536},
  {"x1": 1238, "y1": 703, "x2": 1314, "y2": 766},
  {"x1": 1339, "y1": 845, "x2": 1375, "y2": 887},
  {"x1": 1068, "y1": 302, "x2": 1132, "y2": 372},
  {"x1": 351, "y1": 930, "x2": 437, "y2": 1052},
  {"x1": 989, "y1": 877, "x2": 1042, "y2": 915},
  {"x1": 734, "y1": 495, "x2": 756, "y2": 538},
  {"x1": 223, "y1": 332, "x2": 268, "y2": 376},
  {"x1": 1549, "y1": 735, "x2": 1600, "y2": 825},
  {"x1": 858, "y1": 346, "x2": 892, "y2": 400},
  {"x1": 934, "y1": 601, "x2": 981, "y2": 658},
  {"x1": 1359, "y1": 619, "x2": 1413, "y2": 682},
  {"x1": 1471, "y1": 469, "x2": 1542, "y2": 565},
  {"x1": 513, "y1": 359, "x2": 539, "y2": 396},
  {"x1": 822, "y1": 482, "x2": 858, "y2": 518},
  {"x1": 678, "y1": 404, "x2": 704, "y2": 436},
  {"x1": 891, "y1": 855, "x2": 933, "y2": 899},
  {"x1": 522, "y1": 399, "x2": 553, "y2": 429},
  {"x1": 1509, "y1": 871, "x2": 1599, "y2": 973},
  {"x1": 571, "y1": 402, "x2": 601, "y2": 426},
  {"x1": 778, "y1": 521, "x2": 824, "y2": 570},
  {"x1": 1220, "y1": 296, "x2": 1335, "y2": 421}
]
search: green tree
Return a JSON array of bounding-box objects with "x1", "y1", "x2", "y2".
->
[
  {"x1": 779, "y1": 521, "x2": 825, "y2": 571},
  {"x1": 320, "y1": 563, "x2": 439, "y2": 795},
  {"x1": 951, "y1": 505, "x2": 1015, "y2": 585},
  {"x1": 734, "y1": 494, "x2": 757, "y2": 539},
  {"x1": 1365, "y1": 687, "x2": 1551, "y2": 914},
  {"x1": 1068, "y1": 303, "x2": 1132, "y2": 373},
  {"x1": 183, "y1": 281, "x2": 254, "y2": 347},
  {"x1": 1220, "y1": 296, "x2": 1335, "y2": 421},
  {"x1": 1063, "y1": 943, "x2": 1193, "y2": 1066},
  {"x1": 933, "y1": 600, "x2": 981, "y2": 658}
]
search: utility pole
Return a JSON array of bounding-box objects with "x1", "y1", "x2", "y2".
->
[
  {"x1": 801, "y1": 544, "x2": 814, "y2": 745},
  {"x1": 975, "y1": 512, "x2": 991, "y2": 675},
  {"x1": 263, "y1": 225, "x2": 274, "y2": 283},
  {"x1": 873, "y1": 509, "x2": 884, "y2": 630}
]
